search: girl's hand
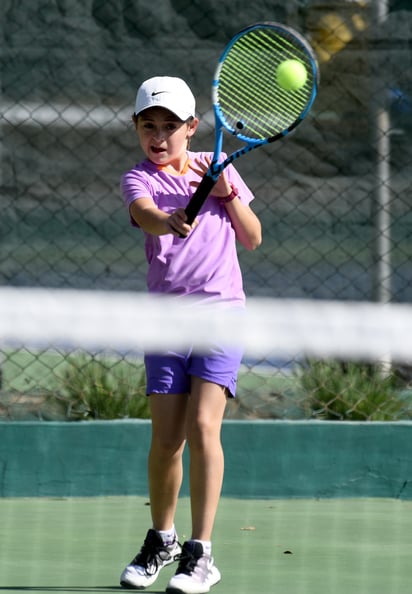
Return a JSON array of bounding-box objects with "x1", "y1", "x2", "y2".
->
[
  {"x1": 166, "y1": 207, "x2": 198, "y2": 238},
  {"x1": 188, "y1": 157, "x2": 231, "y2": 199}
]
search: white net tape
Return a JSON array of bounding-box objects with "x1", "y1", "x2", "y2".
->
[{"x1": 1, "y1": 287, "x2": 412, "y2": 362}]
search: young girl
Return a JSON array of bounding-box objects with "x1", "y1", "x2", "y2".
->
[{"x1": 120, "y1": 76, "x2": 262, "y2": 594}]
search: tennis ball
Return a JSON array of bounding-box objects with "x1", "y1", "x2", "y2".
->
[{"x1": 276, "y1": 60, "x2": 307, "y2": 91}]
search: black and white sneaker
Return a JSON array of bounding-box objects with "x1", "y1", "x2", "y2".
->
[
  {"x1": 120, "y1": 529, "x2": 181, "y2": 589},
  {"x1": 166, "y1": 541, "x2": 221, "y2": 594}
]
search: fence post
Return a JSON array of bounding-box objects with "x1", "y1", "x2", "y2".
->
[{"x1": 371, "y1": 0, "x2": 391, "y2": 304}]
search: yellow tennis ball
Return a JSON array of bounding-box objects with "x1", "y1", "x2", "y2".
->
[{"x1": 276, "y1": 60, "x2": 308, "y2": 91}]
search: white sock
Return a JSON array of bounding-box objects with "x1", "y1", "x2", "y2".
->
[
  {"x1": 157, "y1": 526, "x2": 177, "y2": 545},
  {"x1": 190, "y1": 539, "x2": 212, "y2": 556}
]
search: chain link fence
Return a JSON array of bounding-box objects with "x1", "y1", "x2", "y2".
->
[{"x1": 1, "y1": 0, "x2": 412, "y2": 420}]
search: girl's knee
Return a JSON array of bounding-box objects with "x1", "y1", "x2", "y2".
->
[{"x1": 151, "y1": 435, "x2": 185, "y2": 458}]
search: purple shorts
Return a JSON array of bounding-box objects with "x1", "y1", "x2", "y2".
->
[{"x1": 144, "y1": 345, "x2": 243, "y2": 398}]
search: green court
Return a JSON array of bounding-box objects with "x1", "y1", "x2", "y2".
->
[{"x1": 1, "y1": 496, "x2": 411, "y2": 594}]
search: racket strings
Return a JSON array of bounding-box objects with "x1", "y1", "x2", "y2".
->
[
  {"x1": 216, "y1": 27, "x2": 316, "y2": 140},
  {"x1": 219, "y1": 63, "x2": 307, "y2": 136}
]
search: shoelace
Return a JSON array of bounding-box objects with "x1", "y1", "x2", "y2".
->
[
  {"x1": 175, "y1": 547, "x2": 201, "y2": 576},
  {"x1": 133, "y1": 538, "x2": 174, "y2": 576}
]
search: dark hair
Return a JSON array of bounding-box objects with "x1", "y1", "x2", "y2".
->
[{"x1": 132, "y1": 113, "x2": 194, "y2": 129}]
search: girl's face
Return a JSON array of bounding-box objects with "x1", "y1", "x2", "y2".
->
[{"x1": 136, "y1": 107, "x2": 198, "y2": 171}]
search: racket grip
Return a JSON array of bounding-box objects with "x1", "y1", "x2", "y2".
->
[{"x1": 185, "y1": 174, "x2": 216, "y2": 225}]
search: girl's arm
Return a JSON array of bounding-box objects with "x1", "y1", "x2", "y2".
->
[
  {"x1": 188, "y1": 157, "x2": 262, "y2": 250},
  {"x1": 222, "y1": 197, "x2": 262, "y2": 251},
  {"x1": 129, "y1": 197, "x2": 196, "y2": 237},
  {"x1": 199, "y1": 173, "x2": 262, "y2": 251}
]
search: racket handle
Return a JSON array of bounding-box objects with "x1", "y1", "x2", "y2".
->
[{"x1": 185, "y1": 174, "x2": 216, "y2": 225}]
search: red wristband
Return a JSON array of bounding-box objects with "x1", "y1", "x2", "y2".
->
[{"x1": 220, "y1": 184, "x2": 239, "y2": 205}]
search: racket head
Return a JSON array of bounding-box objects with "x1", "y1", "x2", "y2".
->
[{"x1": 213, "y1": 22, "x2": 319, "y2": 144}]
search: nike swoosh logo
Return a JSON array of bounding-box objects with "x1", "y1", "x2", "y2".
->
[{"x1": 151, "y1": 91, "x2": 168, "y2": 96}]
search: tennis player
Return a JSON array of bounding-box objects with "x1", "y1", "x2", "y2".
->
[{"x1": 119, "y1": 76, "x2": 261, "y2": 594}]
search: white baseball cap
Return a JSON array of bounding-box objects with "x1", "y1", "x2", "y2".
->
[{"x1": 134, "y1": 76, "x2": 196, "y2": 121}]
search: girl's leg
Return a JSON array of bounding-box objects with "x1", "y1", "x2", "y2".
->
[
  {"x1": 120, "y1": 392, "x2": 187, "y2": 589},
  {"x1": 185, "y1": 376, "x2": 227, "y2": 541},
  {"x1": 148, "y1": 392, "x2": 188, "y2": 530}
]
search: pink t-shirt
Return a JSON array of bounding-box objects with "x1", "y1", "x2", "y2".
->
[{"x1": 121, "y1": 151, "x2": 254, "y2": 305}]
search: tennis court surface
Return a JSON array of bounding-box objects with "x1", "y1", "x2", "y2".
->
[{"x1": 1, "y1": 496, "x2": 410, "y2": 594}]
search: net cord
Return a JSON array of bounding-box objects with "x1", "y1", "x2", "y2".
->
[{"x1": 1, "y1": 287, "x2": 412, "y2": 362}]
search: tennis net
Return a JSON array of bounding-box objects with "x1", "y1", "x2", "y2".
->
[
  {"x1": 1, "y1": 286, "x2": 412, "y2": 423},
  {"x1": 2, "y1": 286, "x2": 412, "y2": 360},
  {"x1": 1, "y1": 286, "x2": 412, "y2": 594}
]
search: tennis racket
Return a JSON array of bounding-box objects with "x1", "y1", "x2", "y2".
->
[{"x1": 184, "y1": 21, "x2": 319, "y2": 226}]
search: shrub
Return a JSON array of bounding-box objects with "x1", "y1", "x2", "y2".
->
[
  {"x1": 49, "y1": 354, "x2": 150, "y2": 420},
  {"x1": 297, "y1": 359, "x2": 406, "y2": 421}
]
